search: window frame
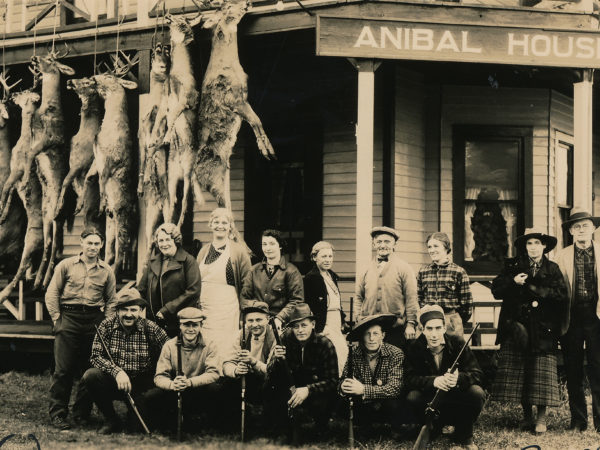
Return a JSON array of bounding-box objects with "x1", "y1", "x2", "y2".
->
[{"x1": 452, "y1": 125, "x2": 533, "y2": 275}]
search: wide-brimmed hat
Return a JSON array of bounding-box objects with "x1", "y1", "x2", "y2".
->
[
  {"x1": 370, "y1": 226, "x2": 399, "y2": 241},
  {"x1": 177, "y1": 307, "x2": 206, "y2": 323},
  {"x1": 562, "y1": 209, "x2": 600, "y2": 230},
  {"x1": 242, "y1": 300, "x2": 270, "y2": 316},
  {"x1": 285, "y1": 303, "x2": 314, "y2": 326},
  {"x1": 115, "y1": 288, "x2": 147, "y2": 309},
  {"x1": 514, "y1": 227, "x2": 557, "y2": 254},
  {"x1": 347, "y1": 313, "x2": 396, "y2": 342}
]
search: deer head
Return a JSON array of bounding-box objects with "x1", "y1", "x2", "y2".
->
[
  {"x1": 30, "y1": 44, "x2": 75, "y2": 77},
  {"x1": 166, "y1": 0, "x2": 207, "y2": 45},
  {"x1": 93, "y1": 52, "x2": 139, "y2": 98},
  {"x1": 150, "y1": 43, "x2": 170, "y2": 81},
  {"x1": 0, "y1": 70, "x2": 21, "y2": 126},
  {"x1": 66, "y1": 77, "x2": 99, "y2": 107},
  {"x1": 11, "y1": 89, "x2": 41, "y2": 115},
  {"x1": 202, "y1": 0, "x2": 249, "y2": 32}
]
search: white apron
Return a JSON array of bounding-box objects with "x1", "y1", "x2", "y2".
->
[
  {"x1": 199, "y1": 244, "x2": 240, "y2": 365},
  {"x1": 321, "y1": 272, "x2": 349, "y2": 375}
]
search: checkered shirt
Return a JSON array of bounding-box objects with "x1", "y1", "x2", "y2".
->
[
  {"x1": 340, "y1": 342, "x2": 404, "y2": 402},
  {"x1": 574, "y1": 245, "x2": 597, "y2": 308},
  {"x1": 91, "y1": 316, "x2": 169, "y2": 378},
  {"x1": 417, "y1": 262, "x2": 473, "y2": 320}
]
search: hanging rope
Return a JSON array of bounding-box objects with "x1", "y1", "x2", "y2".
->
[
  {"x1": 93, "y1": 14, "x2": 99, "y2": 74},
  {"x1": 2, "y1": 3, "x2": 7, "y2": 74},
  {"x1": 32, "y1": 0, "x2": 39, "y2": 57},
  {"x1": 115, "y1": 14, "x2": 125, "y2": 63},
  {"x1": 51, "y1": 0, "x2": 60, "y2": 53}
]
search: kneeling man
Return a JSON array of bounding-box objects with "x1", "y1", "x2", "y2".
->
[
  {"x1": 340, "y1": 314, "x2": 404, "y2": 433},
  {"x1": 81, "y1": 288, "x2": 168, "y2": 434},
  {"x1": 404, "y1": 305, "x2": 485, "y2": 450}
]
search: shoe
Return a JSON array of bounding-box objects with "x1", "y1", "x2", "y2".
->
[
  {"x1": 99, "y1": 419, "x2": 122, "y2": 435},
  {"x1": 71, "y1": 415, "x2": 91, "y2": 427},
  {"x1": 568, "y1": 421, "x2": 588, "y2": 432},
  {"x1": 534, "y1": 417, "x2": 547, "y2": 434},
  {"x1": 51, "y1": 416, "x2": 71, "y2": 431}
]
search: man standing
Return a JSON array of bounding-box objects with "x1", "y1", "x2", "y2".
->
[
  {"x1": 340, "y1": 314, "x2": 404, "y2": 434},
  {"x1": 555, "y1": 209, "x2": 600, "y2": 431},
  {"x1": 81, "y1": 288, "x2": 168, "y2": 434},
  {"x1": 265, "y1": 303, "x2": 338, "y2": 442},
  {"x1": 417, "y1": 232, "x2": 473, "y2": 337},
  {"x1": 356, "y1": 226, "x2": 419, "y2": 349},
  {"x1": 45, "y1": 228, "x2": 117, "y2": 430},
  {"x1": 404, "y1": 305, "x2": 485, "y2": 450},
  {"x1": 149, "y1": 307, "x2": 220, "y2": 432}
]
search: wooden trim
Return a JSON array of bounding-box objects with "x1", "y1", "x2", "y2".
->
[
  {"x1": 60, "y1": 1, "x2": 91, "y2": 22},
  {"x1": 381, "y1": 62, "x2": 395, "y2": 227},
  {"x1": 25, "y1": 3, "x2": 56, "y2": 31}
]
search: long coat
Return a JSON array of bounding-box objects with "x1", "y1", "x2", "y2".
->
[
  {"x1": 303, "y1": 266, "x2": 344, "y2": 333},
  {"x1": 491, "y1": 255, "x2": 568, "y2": 353},
  {"x1": 137, "y1": 246, "x2": 202, "y2": 333}
]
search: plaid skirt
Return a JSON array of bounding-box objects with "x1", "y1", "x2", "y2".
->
[{"x1": 491, "y1": 345, "x2": 560, "y2": 406}]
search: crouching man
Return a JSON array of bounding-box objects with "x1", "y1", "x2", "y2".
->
[
  {"x1": 81, "y1": 288, "x2": 168, "y2": 434},
  {"x1": 404, "y1": 305, "x2": 485, "y2": 450},
  {"x1": 340, "y1": 314, "x2": 404, "y2": 436},
  {"x1": 264, "y1": 303, "x2": 338, "y2": 442}
]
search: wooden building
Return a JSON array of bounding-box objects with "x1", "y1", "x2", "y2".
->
[{"x1": 0, "y1": 0, "x2": 598, "y2": 347}]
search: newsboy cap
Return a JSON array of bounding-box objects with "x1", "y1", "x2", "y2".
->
[
  {"x1": 177, "y1": 307, "x2": 206, "y2": 323},
  {"x1": 115, "y1": 288, "x2": 147, "y2": 309},
  {"x1": 419, "y1": 304, "x2": 445, "y2": 327},
  {"x1": 370, "y1": 226, "x2": 399, "y2": 241},
  {"x1": 242, "y1": 300, "x2": 270, "y2": 316}
]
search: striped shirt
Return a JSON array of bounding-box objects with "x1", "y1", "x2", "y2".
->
[
  {"x1": 574, "y1": 245, "x2": 597, "y2": 308},
  {"x1": 417, "y1": 261, "x2": 473, "y2": 321},
  {"x1": 91, "y1": 316, "x2": 168, "y2": 378}
]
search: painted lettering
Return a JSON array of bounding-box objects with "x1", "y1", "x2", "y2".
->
[
  {"x1": 436, "y1": 30, "x2": 460, "y2": 52},
  {"x1": 413, "y1": 28, "x2": 434, "y2": 51},
  {"x1": 576, "y1": 37, "x2": 595, "y2": 58},
  {"x1": 380, "y1": 26, "x2": 402, "y2": 49},
  {"x1": 553, "y1": 36, "x2": 573, "y2": 57},
  {"x1": 508, "y1": 33, "x2": 529, "y2": 56},
  {"x1": 531, "y1": 35, "x2": 551, "y2": 56},
  {"x1": 353, "y1": 26, "x2": 379, "y2": 48},
  {"x1": 461, "y1": 31, "x2": 482, "y2": 53}
]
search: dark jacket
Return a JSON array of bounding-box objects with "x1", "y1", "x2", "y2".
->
[
  {"x1": 266, "y1": 329, "x2": 338, "y2": 396},
  {"x1": 240, "y1": 256, "x2": 304, "y2": 324},
  {"x1": 303, "y1": 266, "x2": 345, "y2": 333},
  {"x1": 491, "y1": 255, "x2": 568, "y2": 353},
  {"x1": 137, "y1": 246, "x2": 201, "y2": 333},
  {"x1": 404, "y1": 333, "x2": 484, "y2": 394}
]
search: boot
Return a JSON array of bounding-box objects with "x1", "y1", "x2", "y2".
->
[{"x1": 534, "y1": 406, "x2": 547, "y2": 434}]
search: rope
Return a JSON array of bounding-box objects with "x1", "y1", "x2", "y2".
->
[
  {"x1": 93, "y1": 14, "x2": 99, "y2": 74},
  {"x1": 115, "y1": 14, "x2": 125, "y2": 62},
  {"x1": 2, "y1": 3, "x2": 6, "y2": 74},
  {"x1": 32, "y1": 0, "x2": 39, "y2": 57},
  {"x1": 51, "y1": 0, "x2": 60, "y2": 53}
]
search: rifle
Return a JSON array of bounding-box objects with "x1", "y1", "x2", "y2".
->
[
  {"x1": 412, "y1": 322, "x2": 480, "y2": 450},
  {"x1": 176, "y1": 335, "x2": 183, "y2": 441},
  {"x1": 93, "y1": 324, "x2": 151, "y2": 435},
  {"x1": 347, "y1": 296, "x2": 355, "y2": 450},
  {"x1": 269, "y1": 317, "x2": 298, "y2": 445},
  {"x1": 240, "y1": 315, "x2": 248, "y2": 442}
]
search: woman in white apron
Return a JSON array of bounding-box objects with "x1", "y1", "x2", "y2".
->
[
  {"x1": 303, "y1": 241, "x2": 348, "y2": 375},
  {"x1": 196, "y1": 208, "x2": 251, "y2": 363}
]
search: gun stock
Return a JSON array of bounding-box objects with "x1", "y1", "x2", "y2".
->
[
  {"x1": 240, "y1": 316, "x2": 248, "y2": 442},
  {"x1": 347, "y1": 296, "x2": 355, "y2": 449},
  {"x1": 176, "y1": 335, "x2": 183, "y2": 441}
]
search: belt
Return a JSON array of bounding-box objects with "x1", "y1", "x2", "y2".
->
[
  {"x1": 443, "y1": 308, "x2": 457, "y2": 314},
  {"x1": 61, "y1": 304, "x2": 102, "y2": 313}
]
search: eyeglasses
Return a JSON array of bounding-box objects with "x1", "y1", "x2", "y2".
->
[{"x1": 571, "y1": 223, "x2": 593, "y2": 231}]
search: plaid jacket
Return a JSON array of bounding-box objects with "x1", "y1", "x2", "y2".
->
[
  {"x1": 417, "y1": 262, "x2": 473, "y2": 321},
  {"x1": 91, "y1": 316, "x2": 168, "y2": 378},
  {"x1": 340, "y1": 342, "x2": 404, "y2": 402},
  {"x1": 266, "y1": 330, "x2": 338, "y2": 396}
]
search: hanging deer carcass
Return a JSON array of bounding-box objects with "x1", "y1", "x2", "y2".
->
[
  {"x1": 193, "y1": 0, "x2": 275, "y2": 241},
  {"x1": 54, "y1": 77, "x2": 102, "y2": 230},
  {"x1": 0, "y1": 89, "x2": 44, "y2": 304},
  {"x1": 86, "y1": 60, "x2": 138, "y2": 278},
  {"x1": 138, "y1": 43, "x2": 170, "y2": 263},
  {"x1": 23, "y1": 51, "x2": 75, "y2": 289},
  {"x1": 0, "y1": 72, "x2": 26, "y2": 268}
]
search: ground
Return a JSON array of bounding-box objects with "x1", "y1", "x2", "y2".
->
[{"x1": 1, "y1": 371, "x2": 600, "y2": 449}]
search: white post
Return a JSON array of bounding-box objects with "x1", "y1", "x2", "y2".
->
[
  {"x1": 90, "y1": 0, "x2": 98, "y2": 22},
  {"x1": 351, "y1": 59, "x2": 380, "y2": 279},
  {"x1": 21, "y1": 0, "x2": 27, "y2": 32},
  {"x1": 5, "y1": 0, "x2": 13, "y2": 33},
  {"x1": 573, "y1": 69, "x2": 594, "y2": 212},
  {"x1": 107, "y1": 0, "x2": 118, "y2": 19},
  {"x1": 137, "y1": 0, "x2": 150, "y2": 26}
]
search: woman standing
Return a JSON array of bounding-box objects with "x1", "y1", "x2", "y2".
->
[
  {"x1": 491, "y1": 228, "x2": 568, "y2": 434},
  {"x1": 137, "y1": 223, "x2": 201, "y2": 337},
  {"x1": 303, "y1": 241, "x2": 348, "y2": 375},
  {"x1": 196, "y1": 208, "x2": 251, "y2": 354},
  {"x1": 241, "y1": 229, "x2": 304, "y2": 330}
]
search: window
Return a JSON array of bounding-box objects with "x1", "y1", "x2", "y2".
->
[
  {"x1": 555, "y1": 134, "x2": 573, "y2": 247},
  {"x1": 453, "y1": 126, "x2": 532, "y2": 274}
]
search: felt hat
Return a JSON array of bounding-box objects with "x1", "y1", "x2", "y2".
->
[
  {"x1": 561, "y1": 209, "x2": 600, "y2": 230},
  {"x1": 177, "y1": 307, "x2": 206, "y2": 323},
  {"x1": 347, "y1": 313, "x2": 396, "y2": 342},
  {"x1": 285, "y1": 303, "x2": 314, "y2": 326},
  {"x1": 242, "y1": 300, "x2": 270, "y2": 316},
  {"x1": 418, "y1": 304, "x2": 445, "y2": 327},
  {"x1": 514, "y1": 227, "x2": 557, "y2": 254},
  {"x1": 370, "y1": 226, "x2": 399, "y2": 241},
  {"x1": 115, "y1": 288, "x2": 147, "y2": 309}
]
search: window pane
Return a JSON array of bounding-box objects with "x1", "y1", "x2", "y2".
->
[
  {"x1": 556, "y1": 143, "x2": 572, "y2": 207},
  {"x1": 464, "y1": 140, "x2": 520, "y2": 262}
]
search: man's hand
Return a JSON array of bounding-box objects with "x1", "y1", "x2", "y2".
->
[
  {"x1": 235, "y1": 362, "x2": 250, "y2": 376},
  {"x1": 274, "y1": 318, "x2": 283, "y2": 334},
  {"x1": 156, "y1": 311, "x2": 165, "y2": 320},
  {"x1": 173, "y1": 375, "x2": 191, "y2": 391},
  {"x1": 341, "y1": 378, "x2": 365, "y2": 396},
  {"x1": 433, "y1": 375, "x2": 451, "y2": 391},
  {"x1": 238, "y1": 349, "x2": 257, "y2": 367},
  {"x1": 405, "y1": 322, "x2": 416, "y2": 340},
  {"x1": 115, "y1": 370, "x2": 132, "y2": 393},
  {"x1": 514, "y1": 273, "x2": 528, "y2": 286},
  {"x1": 272, "y1": 344, "x2": 286, "y2": 360},
  {"x1": 288, "y1": 386, "x2": 309, "y2": 408},
  {"x1": 444, "y1": 370, "x2": 458, "y2": 389}
]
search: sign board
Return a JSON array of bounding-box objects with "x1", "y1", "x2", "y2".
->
[{"x1": 317, "y1": 16, "x2": 600, "y2": 68}]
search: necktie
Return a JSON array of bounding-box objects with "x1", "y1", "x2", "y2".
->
[
  {"x1": 267, "y1": 265, "x2": 274, "y2": 277},
  {"x1": 377, "y1": 256, "x2": 388, "y2": 262}
]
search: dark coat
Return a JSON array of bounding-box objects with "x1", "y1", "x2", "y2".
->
[
  {"x1": 491, "y1": 255, "x2": 568, "y2": 353},
  {"x1": 137, "y1": 247, "x2": 202, "y2": 333},
  {"x1": 303, "y1": 266, "x2": 345, "y2": 333},
  {"x1": 240, "y1": 256, "x2": 304, "y2": 324},
  {"x1": 404, "y1": 333, "x2": 484, "y2": 394}
]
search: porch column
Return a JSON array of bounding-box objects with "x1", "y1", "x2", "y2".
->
[
  {"x1": 351, "y1": 59, "x2": 380, "y2": 277},
  {"x1": 573, "y1": 69, "x2": 594, "y2": 212}
]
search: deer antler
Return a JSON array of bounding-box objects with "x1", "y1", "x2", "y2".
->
[
  {"x1": 48, "y1": 42, "x2": 70, "y2": 60},
  {"x1": 0, "y1": 70, "x2": 22, "y2": 102},
  {"x1": 109, "y1": 51, "x2": 140, "y2": 81}
]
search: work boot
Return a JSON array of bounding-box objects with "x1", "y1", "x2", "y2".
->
[{"x1": 51, "y1": 416, "x2": 71, "y2": 431}]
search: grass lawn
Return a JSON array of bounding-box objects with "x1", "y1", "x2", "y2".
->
[{"x1": 1, "y1": 371, "x2": 600, "y2": 449}]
